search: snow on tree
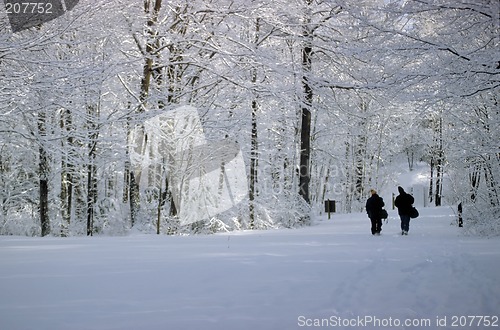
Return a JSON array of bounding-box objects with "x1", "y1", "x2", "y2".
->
[{"x1": 0, "y1": 0, "x2": 497, "y2": 236}]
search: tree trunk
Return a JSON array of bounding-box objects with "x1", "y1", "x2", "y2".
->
[
  {"x1": 299, "y1": 4, "x2": 313, "y2": 204},
  {"x1": 123, "y1": 102, "x2": 131, "y2": 206},
  {"x1": 128, "y1": 0, "x2": 164, "y2": 226},
  {"x1": 354, "y1": 130, "x2": 367, "y2": 202},
  {"x1": 407, "y1": 148, "x2": 414, "y2": 171},
  {"x1": 60, "y1": 109, "x2": 73, "y2": 236},
  {"x1": 429, "y1": 157, "x2": 434, "y2": 203},
  {"x1": 248, "y1": 17, "x2": 261, "y2": 228},
  {"x1": 468, "y1": 161, "x2": 480, "y2": 202},
  {"x1": 86, "y1": 105, "x2": 99, "y2": 236},
  {"x1": 38, "y1": 111, "x2": 50, "y2": 237},
  {"x1": 344, "y1": 140, "x2": 352, "y2": 213},
  {"x1": 249, "y1": 99, "x2": 258, "y2": 228},
  {"x1": 86, "y1": 163, "x2": 95, "y2": 236},
  {"x1": 483, "y1": 158, "x2": 499, "y2": 207},
  {"x1": 435, "y1": 116, "x2": 444, "y2": 206},
  {"x1": 435, "y1": 157, "x2": 442, "y2": 206},
  {"x1": 0, "y1": 154, "x2": 6, "y2": 222}
]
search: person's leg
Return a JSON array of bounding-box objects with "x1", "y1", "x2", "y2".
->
[
  {"x1": 376, "y1": 218, "x2": 382, "y2": 234},
  {"x1": 370, "y1": 218, "x2": 377, "y2": 235},
  {"x1": 401, "y1": 215, "x2": 410, "y2": 234}
]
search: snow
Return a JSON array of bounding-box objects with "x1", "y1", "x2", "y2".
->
[{"x1": 1, "y1": 207, "x2": 500, "y2": 330}]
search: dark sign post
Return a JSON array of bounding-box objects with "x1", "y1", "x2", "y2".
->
[
  {"x1": 4, "y1": 0, "x2": 79, "y2": 33},
  {"x1": 324, "y1": 200, "x2": 336, "y2": 220}
]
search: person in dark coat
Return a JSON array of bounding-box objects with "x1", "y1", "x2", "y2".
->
[
  {"x1": 394, "y1": 186, "x2": 415, "y2": 235},
  {"x1": 366, "y1": 189, "x2": 385, "y2": 235}
]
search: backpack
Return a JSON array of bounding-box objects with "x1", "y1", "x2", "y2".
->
[{"x1": 409, "y1": 206, "x2": 419, "y2": 219}]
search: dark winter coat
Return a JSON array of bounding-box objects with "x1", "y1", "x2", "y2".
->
[
  {"x1": 366, "y1": 194, "x2": 385, "y2": 220},
  {"x1": 394, "y1": 187, "x2": 415, "y2": 216}
]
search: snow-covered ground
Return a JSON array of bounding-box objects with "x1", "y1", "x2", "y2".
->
[{"x1": 1, "y1": 207, "x2": 499, "y2": 330}]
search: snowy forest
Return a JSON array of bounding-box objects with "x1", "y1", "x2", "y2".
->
[{"x1": 0, "y1": 0, "x2": 498, "y2": 237}]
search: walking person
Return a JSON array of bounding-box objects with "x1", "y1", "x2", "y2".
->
[
  {"x1": 394, "y1": 186, "x2": 415, "y2": 235},
  {"x1": 366, "y1": 189, "x2": 385, "y2": 235}
]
